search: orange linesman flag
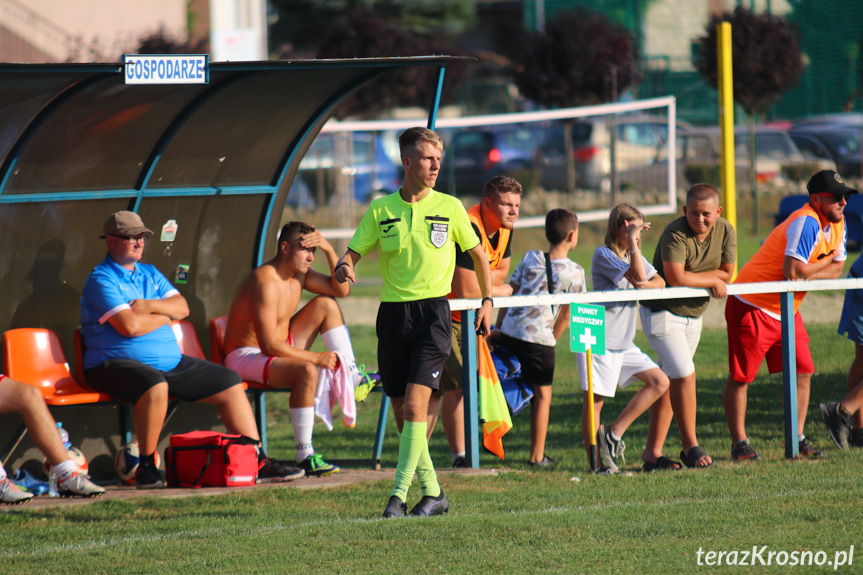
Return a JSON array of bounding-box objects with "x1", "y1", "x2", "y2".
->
[{"x1": 478, "y1": 336, "x2": 513, "y2": 459}]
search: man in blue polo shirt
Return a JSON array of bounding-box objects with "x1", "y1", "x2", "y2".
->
[{"x1": 81, "y1": 211, "x2": 303, "y2": 488}]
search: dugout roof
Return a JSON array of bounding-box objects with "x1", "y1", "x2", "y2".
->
[{"x1": 0, "y1": 57, "x2": 454, "y2": 360}]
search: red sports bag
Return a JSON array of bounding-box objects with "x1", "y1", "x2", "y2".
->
[{"x1": 164, "y1": 431, "x2": 258, "y2": 488}]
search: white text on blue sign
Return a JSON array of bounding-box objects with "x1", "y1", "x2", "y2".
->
[{"x1": 123, "y1": 54, "x2": 209, "y2": 85}]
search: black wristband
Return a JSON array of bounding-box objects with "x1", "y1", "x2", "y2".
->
[
  {"x1": 481, "y1": 297, "x2": 494, "y2": 307},
  {"x1": 335, "y1": 262, "x2": 349, "y2": 271}
]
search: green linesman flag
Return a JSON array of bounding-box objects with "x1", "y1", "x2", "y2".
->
[{"x1": 570, "y1": 303, "x2": 606, "y2": 355}]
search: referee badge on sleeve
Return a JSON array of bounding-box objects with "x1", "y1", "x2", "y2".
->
[{"x1": 430, "y1": 222, "x2": 448, "y2": 248}]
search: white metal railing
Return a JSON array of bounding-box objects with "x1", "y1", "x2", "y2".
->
[
  {"x1": 449, "y1": 277, "x2": 863, "y2": 310},
  {"x1": 450, "y1": 277, "x2": 863, "y2": 467}
]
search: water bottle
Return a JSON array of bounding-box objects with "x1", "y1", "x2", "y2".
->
[
  {"x1": 48, "y1": 469, "x2": 58, "y2": 497},
  {"x1": 57, "y1": 422, "x2": 71, "y2": 449},
  {"x1": 48, "y1": 423, "x2": 70, "y2": 497}
]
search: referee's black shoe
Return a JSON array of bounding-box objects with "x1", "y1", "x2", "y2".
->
[
  {"x1": 382, "y1": 495, "x2": 407, "y2": 518},
  {"x1": 409, "y1": 491, "x2": 449, "y2": 517}
]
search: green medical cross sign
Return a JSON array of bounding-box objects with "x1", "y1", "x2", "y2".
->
[{"x1": 570, "y1": 303, "x2": 606, "y2": 355}]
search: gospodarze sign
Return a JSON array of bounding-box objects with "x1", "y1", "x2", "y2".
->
[{"x1": 123, "y1": 54, "x2": 209, "y2": 85}]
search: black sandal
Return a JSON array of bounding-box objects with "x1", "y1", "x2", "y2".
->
[
  {"x1": 680, "y1": 446, "x2": 715, "y2": 469},
  {"x1": 642, "y1": 456, "x2": 683, "y2": 472}
]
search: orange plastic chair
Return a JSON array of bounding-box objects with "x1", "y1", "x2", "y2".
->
[
  {"x1": 208, "y1": 316, "x2": 229, "y2": 366},
  {"x1": 173, "y1": 321, "x2": 207, "y2": 360},
  {"x1": 174, "y1": 319, "x2": 245, "y2": 391},
  {"x1": 4, "y1": 328, "x2": 113, "y2": 405}
]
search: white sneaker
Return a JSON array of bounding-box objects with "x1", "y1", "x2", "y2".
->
[
  {"x1": 57, "y1": 472, "x2": 105, "y2": 498},
  {"x1": 0, "y1": 477, "x2": 34, "y2": 505}
]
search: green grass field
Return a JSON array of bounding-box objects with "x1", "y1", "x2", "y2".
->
[
  {"x1": 3, "y1": 322, "x2": 862, "y2": 574},
  {"x1": 5, "y1": 194, "x2": 862, "y2": 574}
]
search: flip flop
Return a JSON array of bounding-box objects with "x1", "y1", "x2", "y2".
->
[
  {"x1": 642, "y1": 456, "x2": 683, "y2": 472},
  {"x1": 680, "y1": 446, "x2": 715, "y2": 469}
]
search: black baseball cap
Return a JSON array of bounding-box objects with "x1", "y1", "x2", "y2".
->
[{"x1": 806, "y1": 170, "x2": 859, "y2": 195}]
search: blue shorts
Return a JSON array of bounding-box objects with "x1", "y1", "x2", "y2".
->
[{"x1": 838, "y1": 285, "x2": 863, "y2": 346}]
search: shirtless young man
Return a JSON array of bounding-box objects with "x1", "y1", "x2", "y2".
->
[{"x1": 224, "y1": 221, "x2": 375, "y2": 477}]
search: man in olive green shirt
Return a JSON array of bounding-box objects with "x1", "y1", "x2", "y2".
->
[
  {"x1": 335, "y1": 127, "x2": 493, "y2": 518},
  {"x1": 639, "y1": 184, "x2": 736, "y2": 470}
]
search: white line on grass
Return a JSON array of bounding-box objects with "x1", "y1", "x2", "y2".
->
[{"x1": 3, "y1": 490, "x2": 806, "y2": 559}]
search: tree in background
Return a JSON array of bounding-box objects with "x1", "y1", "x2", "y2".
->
[
  {"x1": 269, "y1": 0, "x2": 475, "y2": 59},
  {"x1": 506, "y1": 8, "x2": 640, "y2": 193},
  {"x1": 134, "y1": 28, "x2": 208, "y2": 55},
  {"x1": 785, "y1": 0, "x2": 863, "y2": 116},
  {"x1": 696, "y1": 7, "x2": 803, "y2": 233},
  {"x1": 315, "y1": 7, "x2": 468, "y2": 120}
]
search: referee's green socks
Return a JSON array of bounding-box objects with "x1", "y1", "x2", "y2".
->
[{"x1": 391, "y1": 421, "x2": 441, "y2": 502}]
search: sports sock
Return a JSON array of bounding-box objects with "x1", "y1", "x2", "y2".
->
[
  {"x1": 452, "y1": 451, "x2": 465, "y2": 465},
  {"x1": 798, "y1": 434, "x2": 805, "y2": 442},
  {"x1": 291, "y1": 407, "x2": 315, "y2": 462},
  {"x1": 391, "y1": 420, "x2": 428, "y2": 502},
  {"x1": 610, "y1": 430, "x2": 622, "y2": 442},
  {"x1": 322, "y1": 325, "x2": 361, "y2": 383},
  {"x1": 416, "y1": 438, "x2": 441, "y2": 498},
  {"x1": 51, "y1": 459, "x2": 78, "y2": 481},
  {"x1": 0, "y1": 462, "x2": 6, "y2": 482}
]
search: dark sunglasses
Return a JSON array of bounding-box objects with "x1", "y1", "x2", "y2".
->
[
  {"x1": 111, "y1": 233, "x2": 149, "y2": 244},
  {"x1": 817, "y1": 192, "x2": 850, "y2": 203}
]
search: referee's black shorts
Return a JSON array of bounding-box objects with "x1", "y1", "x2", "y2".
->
[{"x1": 376, "y1": 297, "x2": 451, "y2": 398}]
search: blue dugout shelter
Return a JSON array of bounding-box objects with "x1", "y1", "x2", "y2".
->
[{"x1": 0, "y1": 56, "x2": 455, "y2": 475}]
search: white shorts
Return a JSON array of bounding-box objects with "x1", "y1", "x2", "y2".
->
[
  {"x1": 577, "y1": 345, "x2": 658, "y2": 398},
  {"x1": 638, "y1": 307, "x2": 701, "y2": 379},
  {"x1": 224, "y1": 347, "x2": 275, "y2": 386}
]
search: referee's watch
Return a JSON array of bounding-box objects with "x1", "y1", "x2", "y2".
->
[{"x1": 481, "y1": 297, "x2": 494, "y2": 307}]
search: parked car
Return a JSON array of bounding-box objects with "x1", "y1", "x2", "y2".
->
[
  {"x1": 435, "y1": 125, "x2": 541, "y2": 196},
  {"x1": 287, "y1": 131, "x2": 401, "y2": 208},
  {"x1": 791, "y1": 113, "x2": 863, "y2": 130},
  {"x1": 609, "y1": 125, "x2": 838, "y2": 194},
  {"x1": 681, "y1": 126, "x2": 834, "y2": 185},
  {"x1": 536, "y1": 114, "x2": 692, "y2": 192},
  {"x1": 790, "y1": 126, "x2": 863, "y2": 180}
]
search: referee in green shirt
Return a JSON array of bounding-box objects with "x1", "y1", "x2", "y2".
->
[{"x1": 335, "y1": 127, "x2": 493, "y2": 518}]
